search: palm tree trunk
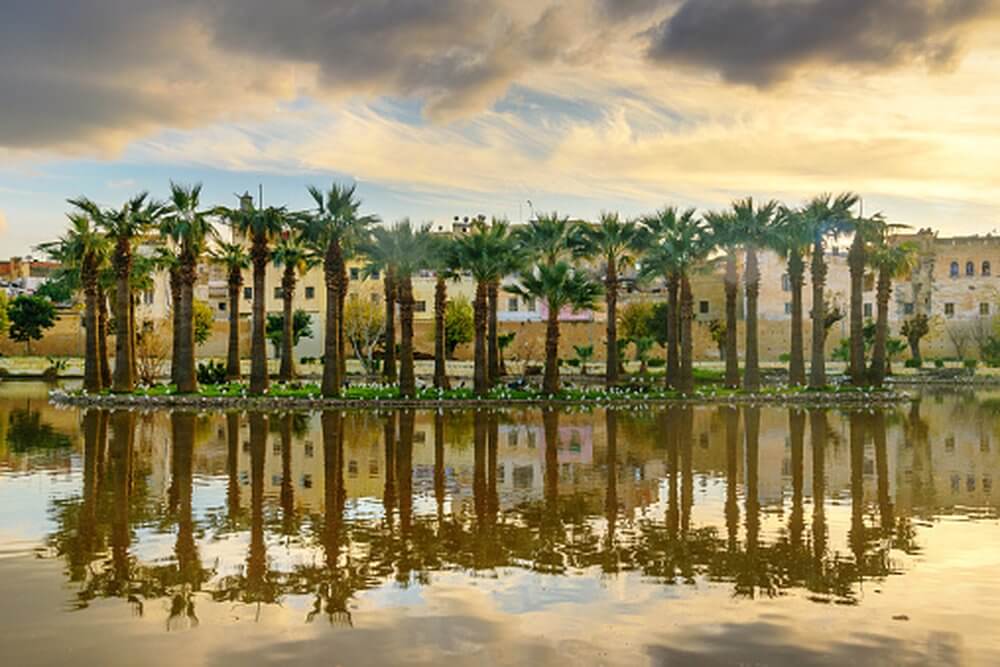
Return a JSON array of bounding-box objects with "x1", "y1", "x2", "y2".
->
[
  {"x1": 473, "y1": 281, "x2": 488, "y2": 396},
  {"x1": 488, "y1": 280, "x2": 499, "y2": 386},
  {"x1": 788, "y1": 250, "x2": 806, "y2": 386},
  {"x1": 338, "y1": 261, "x2": 348, "y2": 381},
  {"x1": 82, "y1": 267, "x2": 101, "y2": 393},
  {"x1": 399, "y1": 275, "x2": 416, "y2": 398},
  {"x1": 869, "y1": 267, "x2": 891, "y2": 387},
  {"x1": 605, "y1": 262, "x2": 619, "y2": 388},
  {"x1": 176, "y1": 261, "x2": 197, "y2": 393},
  {"x1": 679, "y1": 272, "x2": 694, "y2": 395},
  {"x1": 279, "y1": 265, "x2": 295, "y2": 382},
  {"x1": 848, "y1": 233, "x2": 866, "y2": 385},
  {"x1": 226, "y1": 270, "x2": 241, "y2": 381},
  {"x1": 249, "y1": 235, "x2": 269, "y2": 395},
  {"x1": 112, "y1": 243, "x2": 133, "y2": 392},
  {"x1": 382, "y1": 270, "x2": 397, "y2": 383},
  {"x1": 724, "y1": 250, "x2": 740, "y2": 389},
  {"x1": 433, "y1": 274, "x2": 449, "y2": 389},
  {"x1": 665, "y1": 272, "x2": 679, "y2": 389},
  {"x1": 543, "y1": 304, "x2": 560, "y2": 395},
  {"x1": 809, "y1": 238, "x2": 828, "y2": 389},
  {"x1": 744, "y1": 245, "x2": 761, "y2": 392},
  {"x1": 129, "y1": 293, "x2": 137, "y2": 384},
  {"x1": 321, "y1": 241, "x2": 341, "y2": 397},
  {"x1": 98, "y1": 287, "x2": 111, "y2": 388},
  {"x1": 169, "y1": 267, "x2": 181, "y2": 386}
]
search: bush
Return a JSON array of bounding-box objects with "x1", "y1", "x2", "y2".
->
[
  {"x1": 964, "y1": 358, "x2": 978, "y2": 373},
  {"x1": 778, "y1": 352, "x2": 791, "y2": 363},
  {"x1": 934, "y1": 358, "x2": 945, "y2": 368},
  {"x1": 904, "y1": 358, "x2": 922, "y2": 369},
  {"x1": 647, "y1": 357, "x2": 666, "y2": 368},
  {"x1": 197, "y1": 360, "x2": 228, "y2": 385}
]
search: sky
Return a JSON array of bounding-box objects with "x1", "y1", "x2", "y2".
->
[{"x1": 3, "y1": 0, "x2": 1000, "y2": 256}]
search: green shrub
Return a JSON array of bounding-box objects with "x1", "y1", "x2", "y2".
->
[
  {"x1": 196, "y1": 360, "x2": 228, "y2": 385},
  {"x1": 778, "y1": 352, "x2": 791, "y2": 363},
  {"x1": 647, "y1": 357, "x2": 666, "y2": 368},
  {"x1": 904, "y1": 358, "x2": 922, "y2": 369},
  {"x1": 934, "y1": 358, "x2": 945, "y2": 368},
  {"x1": 963, "y1": 358, "x2": 978, "y2": 373}
]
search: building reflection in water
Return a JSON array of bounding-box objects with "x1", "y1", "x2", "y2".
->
[{"x1": 26, "y1": 394, "x2": 1000, "y2": 629}]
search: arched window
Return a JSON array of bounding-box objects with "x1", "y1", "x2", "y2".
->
[
  {"x1": 983, "y1": 261, "x2": 992, "y2": 277},
  {"x1": 950, "y1": 261, "x2": 960, "y2": 278},
  {"x1": 966, "y1": 261, "x2": 976, "y2": 277}
]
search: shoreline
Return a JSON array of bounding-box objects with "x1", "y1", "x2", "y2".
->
[{"x1": 48, "y1": 388, "x2": 912, "y2": 411}]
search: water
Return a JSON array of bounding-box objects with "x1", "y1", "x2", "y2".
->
[{"x1": 1, "y1": 382, "x2": 999, "y2": 665}]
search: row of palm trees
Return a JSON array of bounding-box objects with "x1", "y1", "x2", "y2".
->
[{"x1": 43, "y1": 183, "x2": 915, "y2": 398}]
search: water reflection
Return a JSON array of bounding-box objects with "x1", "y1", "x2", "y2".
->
[{"x1": 4, "y1": 389, "x2": 998, "y2": 639}]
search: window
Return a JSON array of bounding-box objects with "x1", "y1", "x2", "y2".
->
[
  {"x1": 781, "y1": 274, "x2": 791, "y2": 292},
  {"x1": 142, "y1": 289, "x2": 154, "y2": 306},
  {"x1": 945, "y1": 302, "x2": 955, "y2": 317},
  {"x1": 699, "y1": 300, "x2": 710, "y2": 314},
  {"x1": 525, "y1": 298, "x2": 536, "y2": 311},
  {"x1": 350, "y1": 267, "x2": 360, "y2": 280},
  {"x1": 243, "y1": 287, "x2": 252, "y2": 300},
  {"x1": 302, "y1": 474, "x2": 312, "y2": 489},
  {"x1": 784, "y1": 302, "x2": 792, "y2": 315},
  {"x1": 218, "y1": 301, "x2": 226, "y2": 312},
  {"x1": 982, "y1": 303, "x2": 991, "y2": 316},
  {"x1": 967, "y1": 261, "x2": 976, "y2": 277},
  {"x1": 371, "y1": 270, "x2": 380, "y2": 280},
  {"x1": 950, "y1": 261, "x2": 960, "y2": 278},
  {"x1": 304, "y1": 286, "x2": 315, "y2": 300},
  {"x1": 864, "y1": 303, "x2": 873, "y2": 318},
  {"x1": 348, "y1": 460, "x2": 358, "y2": 478},
  {"x1": 304, "y1": 442, "x2": 314, "y2": 458},
  {"x1": 904, "y1": 302, "x2": 915, "y2": 315},
  {"x1": 508, "y1": 297, "x2": 519, "y2": 312},
  {"x1": 414, "y1": 300, "x2": 427, "y2": 312},
  {"x1": 274, "y1": 287, "x2": 282, "y2": 299}
]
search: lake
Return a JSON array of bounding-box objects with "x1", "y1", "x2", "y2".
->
[{"x1": 1, "y1": 381, "x2": 998, "y2": 666}]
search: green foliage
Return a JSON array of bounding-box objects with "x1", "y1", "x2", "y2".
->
[
  {"x1": 193, "y1": 299, "x2": 214, "y2": 345},
  {"x1": 618, "y1": 302, "x2": 656, "y2": 342},
  {"x1": 444, "y1": 297, "x2": 474, "y2": 357},
  {"x1": 43, "y1": 356, "x2": 69, "y2": 381},
  {"x1": 8, "y1": 295, "x2": 57, "y2": 352},
  {"x1": 964, "y1": 358, "x2": 978, "y2": 373},
  {"x1": 0, "y1": 291, "x2": 9, "y2": 336},
  {"x1": 196, "y1": 360, "x2": 228, "y2": 385},
  {"x1": 35, "y1": 276, "x2": 75, "y2": 304},
  {"x1": 7, "y1": 409, "x2": 72, "y2": 451},
  {"x1": 904, "y1": 358, "x2": 923, "y2": 369},
  {"x1": 266, "y1": 310, "x2": 314, "y2": 354}
]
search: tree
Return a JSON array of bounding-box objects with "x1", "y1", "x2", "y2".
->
[
  {"x1": 266, "y1": 310, "x2": 314, "y2": 358},
  {"x1": 0, "y1": 291, "x2": 9, "y2": 337},
  {"x1": 8, "y1": 295, "x2": 57, "y2": 355},
  {"x1": 272, "y1": 231, "x2": 314, "y2": 381},
  {"x1": 618, "y1": 302, "x2": 656, "y2": 343},
  {"x1": 193, "y1": 299, "x2": 214, "y2": 346},
  {"x1": 72, "y1": 193, "x2": 164, "y2": 392},
  {"x1": 428, "y1": 235, "x2": 458, "y2": 389},
  {"x1": 301, "y1": 183, "x2": 378, "y2": 397},
  {"x1": 867, "y1": 236, "x2": 917, "y2": 386},
  {"x1": 638, "y1": 206, "x2": 708, "y2": 394},
  {"x1": 362, "y1": 221, "x2": 434, "y2": 397},
  {"x1": 847, "y1": 213, "x2": 885, "y2": 385},
  {"x1": 37, "y1": 210, "x2": 109, "y2": 392},
  {"x1": 797, "y1": 193, "x2": 859, "y2": 388},
  {"x1": 209, "y1": 241, "x2": 250, "y2": 381},
  {"x1": 135, "y1": 319, "x2": 168, "y2": 385},
  {"x1": 706, "y1": 319, "x2": 726, "y2": 361},
  {"x1": 730, "y1": 197, "x2": 779, "y2": 392},
  {"x1": 507, "y1": 261, "x2": 602, "y2": 395},
  {"x1": 901, "y1": 314, "x2": 930, "y2": 365},
  {"x1": 703, "y1": 210, "x2": 742, "y2": 388},
  {"x1": 161, "y1": 182, "x2": 215, "y2": 393},
  {"x1": 571, "y1": 212, "x2": 642, "y2": 388},
  {"x1": 444, "y1": 297, "x2": 474, "y2": 359},
  {"x1": 770, "y1": 206, "x2": 813, "y2": 387},
  {"x1": 343, "y1": 295, "x2": 386, "y2": 374},
  {"x1": 222, "y1": 200, "x2": 287, "y2": 394}
]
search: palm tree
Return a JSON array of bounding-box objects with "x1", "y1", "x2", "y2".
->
[
  {"x1": 847, "y1": 212, "x2": 884, "y2": 386},
  {"x1": 363, "y1": 221, "x2": 434, "y2": 397},
  {"x1": 452, "y1": 220, "x2": 509, "y2": 396},
  {"x1": 799, "y1": 193, "x2": 859, "y2": 388},
  {"x1": 150, "y1": 246, "x2": 182, "y2": 386},
  {"x1": 38, "y1": 212, "x2": 109, "y2": 392},
  {"x1": 637, "y1": 206, "x2": 699, "y2": 391},
  {"x1": 161, "y1": 183, "x2": 215, "y2": 393},
  {"x1": 428, "y1": 235, "x2": 458, "y2": 389},
  {"x1": 514, "y1": 212, "x2": 574, "y2": 266},
  {"x1": 868, "y1": 234, "x2": 917, "y2": 387},
  {"x1": 72, "y1": 193, "x2": 164, "y2": 392},
  {"x1": 209, "y1": 241, "x2": 250, "y2": 381},
  {"x1": 223, "y1": 203, "x2": 287, "y2": 394},
  {"x1": 571, "y1": 212, "x2": 642, "y2": 388},
  {"x1": 301, "y1": 184, "x2": 378, "y2": 397},
  {"x1": 485, "y1": 221, "x2": 519, "y2": 385},
  {"x1": 770, "y1": 207, "x2": 814, "y2": 386},
  {"x1": 703, "y1": 210, "x2": 742, "y2": 389},
  {"x1": 731, "y1": 198, "x2": 779, "y2": 392},
  {"x1": 507, "y1": 262, "x2": 602, "y2": 395},
  {"x1": 272, "y1": 230, "x2": 313, "y2": 382}
]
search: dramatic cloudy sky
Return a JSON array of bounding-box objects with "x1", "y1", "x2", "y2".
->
[{"x1": 4, "y1": 0, "x2": 1000, "y2": 254}]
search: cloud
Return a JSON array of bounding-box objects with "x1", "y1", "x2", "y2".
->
[{"x1": 646, "y1": 0, "x2": 997, "y2": 85}]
